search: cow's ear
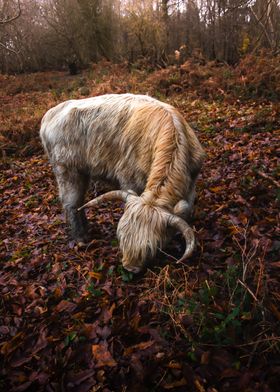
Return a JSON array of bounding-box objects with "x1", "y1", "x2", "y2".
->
[
  {"x1": 173, "y1": 200, "x2": 190, "y2": 219},
  {"x1": 127, "y1": 189, "x2": 138, "y2": 196}
]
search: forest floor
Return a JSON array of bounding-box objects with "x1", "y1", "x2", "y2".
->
[{"x1": 0, "y1": 58, "x2": 280, "y2": 391}]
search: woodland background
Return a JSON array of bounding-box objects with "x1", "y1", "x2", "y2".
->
[
  {"x1": 0, "y1": 1, "x2": 280, "y2": 391},
  {"x1": 1, "y1": 0, "x2": 280, "y2": 72}
]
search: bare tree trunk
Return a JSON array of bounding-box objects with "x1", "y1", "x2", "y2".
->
[
  {"x1": 250, "y1": 2, "x2": 273, "y2": 49},
  {"x1": 267, "y1": 1, "x2": 277, "y2": 50}
]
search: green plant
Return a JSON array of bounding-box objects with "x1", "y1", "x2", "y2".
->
[
  {"x1": 117, "y1": 265, "x2": 134, "y2": 282},
  {"x1": 142, "y1": 249, "x2": 268, "y2": 347},
  {"x1": 87, "y1": 282, "x2": 103, "y2": 297},
  {"x1": 64, "y1": 331, "x2": 77, "y2": 346}
]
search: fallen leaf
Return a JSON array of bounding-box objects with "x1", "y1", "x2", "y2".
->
[
  {"x1": 55, "y1": 300, "x2": 77, "y2": 313},
  {"x1": 201, "y1": 351, "x2": 210, "y2": 365},
  {"x1": 194, "y1": 379, "x2": 206, "y2": 392},
  {"x1": 124, "y1": 340, "x2": 154, "y2": 356},
  {"x1": 166, "y1": 360, "x2": 182, "y2": 369},
  {"x1": 209, "y1": 186, "x2": 224, "y2": 193},
  {"x1": 88, "y1": 271, "x2": 102, "y2": 280},
  {"x1": 162, "y1": 377, "x2": 187, "y2": 389},
  {"x1": 92, "y1": 343, "x2": 117, "y2": 367}
]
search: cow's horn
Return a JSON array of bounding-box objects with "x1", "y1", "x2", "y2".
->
[
  {"x1": 78, "y1": 190, "x2": 136, "y2": 211},
  {"x1": 162, "y1": 211, "x2": 195, "y2": 262}
]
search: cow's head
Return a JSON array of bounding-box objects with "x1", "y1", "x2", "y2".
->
[{"x1": 79, "y1": 190, "x2": 195, "y2": 273}]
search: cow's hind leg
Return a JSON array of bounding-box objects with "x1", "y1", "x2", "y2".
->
[{"x1": 54, "y1": 165, "x2": 89, "y2": 242}]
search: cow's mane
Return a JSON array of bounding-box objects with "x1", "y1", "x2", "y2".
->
[
  {"x1": 117, "y1": 104, "x2": 198, "y2": 269},
  {"x1": 123, "y1": 103, "x2": 197, "y2": 209}
]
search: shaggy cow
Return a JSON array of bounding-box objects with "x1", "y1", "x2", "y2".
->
[{"x1": 40, "y1": 93, "x2": 205, "y2": 272}]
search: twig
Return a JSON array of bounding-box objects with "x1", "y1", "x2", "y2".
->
[
  {"x1": 154, "y1": 370, "x2": 167, "y2": 390},
  {"x1": 256, "y1": 170, "x2": 280, "y2": 188},
  {"x1": 238, "y1": 279, "x2": 258, "y2": 302},
  {"x1": 237, "y1": 335, "x2": 280, "y2": 347},
  {"x1": 199, "y1": 335, "x2": 280, "y2": 348},
  {"x1": 205, "y1": 279, "x2": 217, "y2": 306},
  {"x1": 157, "y1": 247, "x2": 178, "y2": 262},
  {"x1": 255, "y1": 242, "x2": 268, "y2": 299},
  {"x1": 0, "y1": 42, "x2": 19, "y2": 55},
  {"x1": 246, "y1": 339, "x2": 260, "y2": 368}
]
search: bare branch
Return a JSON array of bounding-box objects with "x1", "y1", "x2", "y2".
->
[
  {"x1": 0, "y1": 0, "x2": 21, "y2": 25},
  {"x1": 250, "y1": 4, "x2": 273, "y2": 48},
  {"x1": 0, "y1": 41, "x2": 19, "y2": 55}
]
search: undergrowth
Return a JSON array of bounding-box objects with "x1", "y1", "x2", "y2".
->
[{"x1": 0, "y1": 54, "x2": 279, "y2": 391}]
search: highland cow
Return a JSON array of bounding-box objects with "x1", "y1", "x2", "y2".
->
[{"x1": 40, "y1": 94, "x2": 204, "y2": 272}]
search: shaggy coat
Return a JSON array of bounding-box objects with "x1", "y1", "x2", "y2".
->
[{"x1": 40, "y1": 93, "x2": 204, "y2": 272}]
